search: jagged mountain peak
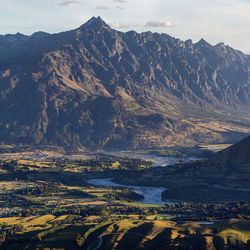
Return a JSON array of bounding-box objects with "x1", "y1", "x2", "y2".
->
[
  {"x1": 3, "y1": 32, "x2": 29, "y2": 41},
  {"x1": 215, "y1": 42, "x2": 226, "y2": 47},
  {"x1": 195, "y1": 38, "x2": 212, "y2": 47},
  {"x1": 215, "y1": 42, "x2": 228, "y2": 52},
  {"x1": 31, "y1": 31, "x2": 50, "y2": 39},
  {"x1": 79, "y1": 16, "x2": 112, "y2": 30},
  {"x1": 5, "y1": 32, "x2": 26, "y2": 37}
]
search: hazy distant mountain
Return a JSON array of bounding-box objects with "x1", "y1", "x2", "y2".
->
[{"x1": 0, "y1": 16, "x2": 250, "y2": 149}]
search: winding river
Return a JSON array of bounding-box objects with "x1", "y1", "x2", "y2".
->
[
  {"x1": 88, "y1": 152, "x2": 197, "y2": 205},
  {"x1": 87, "y1": 178, "x2": 172, "y2": 205}
]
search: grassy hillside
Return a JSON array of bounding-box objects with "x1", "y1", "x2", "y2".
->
[
  {"x1": 1, "y1": 216, "x2": 250, "y2": 249},
  {"x1": 215, "y1": 135, "x2": 250, "y2": 166}
]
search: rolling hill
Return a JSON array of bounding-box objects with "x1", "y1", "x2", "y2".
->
[
  {"x1": 160, "y1": 135, "x2": 250, "y2": 202},
  {"x1": 215, "y1": 135, "x2": 250, "y2": 166}
]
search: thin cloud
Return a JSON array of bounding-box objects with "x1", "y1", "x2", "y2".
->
[
  {"x1": 109, "y1": 20, "x2": 175, "y2": 30},
  {"x1": 114, "y1": 0, "x2": 126, "y2": 3},
  {"x1": 116, "y1": 6, "x2": 126, "y2": 10},
  {"x1": 145, "y1": 20, "x2": 175, "y2": 28},
  {"x1": 59, "y1": 0, "x2": 79, "y2": 6},
  {"x1": 109, "y1": 22, "x2": 128, "y2": 29},
  {"x1": 96, "y1": 5, "x2": 108, "y2": 10}
]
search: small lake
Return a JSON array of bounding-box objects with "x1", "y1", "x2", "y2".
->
[{"x1": 87, "y1": 178, "x2": 172, "y2": 205}]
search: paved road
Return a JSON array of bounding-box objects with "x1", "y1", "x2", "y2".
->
[{"x1": 92, "y1": 235, "x2": 103, "y2": 250}]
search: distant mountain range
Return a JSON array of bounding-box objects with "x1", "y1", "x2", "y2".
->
[{"x1": 0, "y1": 16, "x2": 250, "y2": 149}]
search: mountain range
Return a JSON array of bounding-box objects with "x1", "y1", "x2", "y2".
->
[{"x1": 0, "y1": 16, "x2": 250, "y2": 149}]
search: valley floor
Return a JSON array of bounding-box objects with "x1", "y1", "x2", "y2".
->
[{"x1": 0, "y1": 146, "x2": 249, "y2": 249}]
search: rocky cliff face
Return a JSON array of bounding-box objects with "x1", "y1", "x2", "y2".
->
[{"x1": 0, "y1": 17, "x2": 250, "y2": 149}]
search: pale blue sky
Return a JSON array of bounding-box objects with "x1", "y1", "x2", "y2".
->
[{"x1": 0, "y1": 0, "x2": 250, "y2": 53}]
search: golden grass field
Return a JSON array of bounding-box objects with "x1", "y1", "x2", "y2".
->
[
  {"x1": 1, "y1": 215, "x2": 250, "y2": 249},
  {"x1": 0, "y1": 215, "x2": 70, "y2": 232}
]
